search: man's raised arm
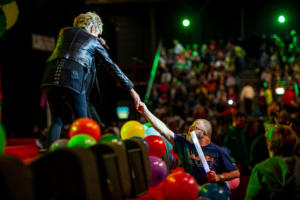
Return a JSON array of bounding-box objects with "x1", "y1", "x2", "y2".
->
[{"x1": 138, "y1": 102, "x2": 175, "y2": 145}]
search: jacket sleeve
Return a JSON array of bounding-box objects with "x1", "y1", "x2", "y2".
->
[{"x1": 94, "y1": 39, "x2": 134, "y2": 90}]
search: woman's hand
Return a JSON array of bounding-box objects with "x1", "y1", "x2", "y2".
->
[{"x1": 99, "y1": 36, "x2": 106, "y2": 46}]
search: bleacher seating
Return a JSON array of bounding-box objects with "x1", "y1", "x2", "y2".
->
[
  {"x1": 124, "y1": 139, "x2": 151, "y2": 198},
  {"x1": 0, "y1": 155, "x2": 35, "y2": 200},
  {"x1": 30, "y1": 147, "x2": 102, "y2": 200},
  {"x1": 91, "y1": 143, "x2": 132, "y2": 200}
]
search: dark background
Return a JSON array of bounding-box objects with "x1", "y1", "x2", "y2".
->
[{"x1": 1, "y1": 0, "x2": 300, "y2": 137}]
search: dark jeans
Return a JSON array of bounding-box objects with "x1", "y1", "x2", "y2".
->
[
  {"x1": 244, "y1": 98, "x2": 253, "y2": 115},
  {"x1": 43, "y1": 86, "x2": 88, "y2": 149},
  {"x1": 87, "y1": 101, "x2": 101, "y2": 126}
]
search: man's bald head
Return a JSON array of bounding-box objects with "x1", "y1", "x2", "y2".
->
[{"x1": 189, "y1": 119, "x2": 213, "y2": 138}]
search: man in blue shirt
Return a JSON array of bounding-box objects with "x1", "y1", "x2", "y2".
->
[{"x1": 138, "y1": 102, "x2": 240, "y2": 194}]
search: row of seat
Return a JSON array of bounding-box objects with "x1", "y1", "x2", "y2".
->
[{"x1": 0, "y1": 138, "x2": 172, "y2": 200}]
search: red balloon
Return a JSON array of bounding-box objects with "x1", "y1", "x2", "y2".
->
[
  {"x1": 144, "y1": 135, "x2": 166, "y2": 158},
  {"x1": 162, "y1": 172, "x2": 199, "y2": 200},
  {"x1": 170, "y1": 149, "x2": 179, "y2": 159},
  {"x1": 69, "y1": 118, "x2": 101, "y2": 141}
]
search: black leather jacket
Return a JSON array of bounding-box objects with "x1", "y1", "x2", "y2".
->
[{"x1": 41, "y1": 27, "x2": 133, "y2": 94}]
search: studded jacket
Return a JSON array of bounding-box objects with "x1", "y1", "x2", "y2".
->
[{"x1": 41, "y1": 27, "x2": 134, "y2": 94}]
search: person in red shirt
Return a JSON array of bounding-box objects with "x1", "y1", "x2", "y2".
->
[{"x1": 282, "y1": 84, "x2": 297, "y2": 113}]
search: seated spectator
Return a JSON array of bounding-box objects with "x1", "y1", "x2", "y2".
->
[
  {"x1": 223, "y1": 113, "x2": 249, "y2": 174},
  {"x1": 249, "y1": 118, "x2": 269, "y2": 168},
  {"x1": 260, "y1": 68, "x2": 272, "y2": 83},
  {"x1": 282, "y1": 84, "x2": 297, "y2": 113},
  {"x1": 173, "y1": 39, "x2": 184, "y2": 55},
  {"x1": 245, "y1": 125, "x2": 300, "y2": 199},
  {"x1": 227, "y1": 87, "x2": 237, "y2": 105},
  {"x1": 226, "y1": 73, "x2": 236, "y2": 87}
]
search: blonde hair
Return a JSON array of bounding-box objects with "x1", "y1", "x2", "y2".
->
[{"x1": 73, "y1": 12, "x2": 103, "y2": 35}]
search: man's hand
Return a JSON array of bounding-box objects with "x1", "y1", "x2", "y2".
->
[
  {"x1": 129, "y1": 89, "x2": 141, "y2": 110},
  {"x1": 137, "y1": 101, "x2": 146, "y2": 114},
  {"x1": 205, "y1": 171, "x2": 221, "y2": 182}
]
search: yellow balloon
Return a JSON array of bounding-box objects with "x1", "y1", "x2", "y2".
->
[
  {"x1": 2, "y1": 0, "x2": 18, "y2": 30},
  {"x1": 120, "y1": 120, "x2": 145, "y2": 140}
]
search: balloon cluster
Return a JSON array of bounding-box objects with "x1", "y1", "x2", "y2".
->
[
  {"x1": 120, "y1": 121, "x2": 170, "y2": 187},
  {"x1": 50, "y1": 118, "x2": 101, "y2": 151},
  {"x1": 0, "y1": 0, "x2": 19, "y2": 37},
  {"x1": 50, "y1": 118, "x2": 201, "y2": 199}
]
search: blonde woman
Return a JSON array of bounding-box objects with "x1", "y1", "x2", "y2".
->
[{"x1": 41, "y1": 12, "x2": 141, "y2": 149}]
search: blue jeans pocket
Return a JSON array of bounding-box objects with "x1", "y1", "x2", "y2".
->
[{"x1": 71, "y1": 70, "x2": 79, "y2": 79}]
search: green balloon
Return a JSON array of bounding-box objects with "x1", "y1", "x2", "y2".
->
[
  {"x1": 99, "y1": 134, "x2": 125, "y2": 148},
  {"x1": 0, "y1": 123, "x2": 6, "y2": 154},
  {"x1": 67, "y1": 134, "x2": 96, "y2": 148},
  {"x1": 144, "y1": 122, "x2": 152, "y2": 128}
]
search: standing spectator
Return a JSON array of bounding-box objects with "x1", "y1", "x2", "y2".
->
[
  {"x1": 240, "y1": 84, "x2": 256, "y2": 115},
  {"x1": 246, "y1": 125, "x2": 299, "y2": 199}
]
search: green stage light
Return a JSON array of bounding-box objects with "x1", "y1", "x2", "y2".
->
[
  {"x1": 182, "y1": 19, "x2": 190, "y2": 27},
  {"x1": 278, "y1": 15, "x2": 286, "y2": 23}
]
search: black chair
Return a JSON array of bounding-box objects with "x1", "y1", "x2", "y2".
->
[
  {"x1": 0, "y1": 155, "x2": 35, "y2": 200},
  {"x1": 30, "y1": 147, "x2": 102, "y2": 200},
  {"x1": 123, "y1": 139, "x2": 151, "y2": 198},
  {"x1": 91, "y1": 143, "x2": 131, "y2": 200}
]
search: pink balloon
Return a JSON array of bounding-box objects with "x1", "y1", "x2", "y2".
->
[{"x1": 228, "y1": 177, "x2": 240, "y2": 190}]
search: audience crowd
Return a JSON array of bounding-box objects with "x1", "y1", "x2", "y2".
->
[{"x1": 144, "y1": 31, "x2": 300, "y2": 176}]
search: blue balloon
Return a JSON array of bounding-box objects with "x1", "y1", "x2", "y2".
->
[
  {"x1": 198, "y1": 183, "x2": 230, "y2": 200},
  {"x1": 130, "y1": 136, "x2": 149, "y2": 150},
  {"x1": 145, "y1": 127, "x2": 160, "y2": 137},
  {"x1": 143, "y1": 124, "x2": 149, "y2": 132}
]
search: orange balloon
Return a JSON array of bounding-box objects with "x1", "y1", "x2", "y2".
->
[{"x1": 69, "y1": 118, "x2": 101, "y2": 141}]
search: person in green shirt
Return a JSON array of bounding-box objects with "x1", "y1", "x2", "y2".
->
[{"x1": 245, "y1": 125, "x2": 300, "y2": 199}]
